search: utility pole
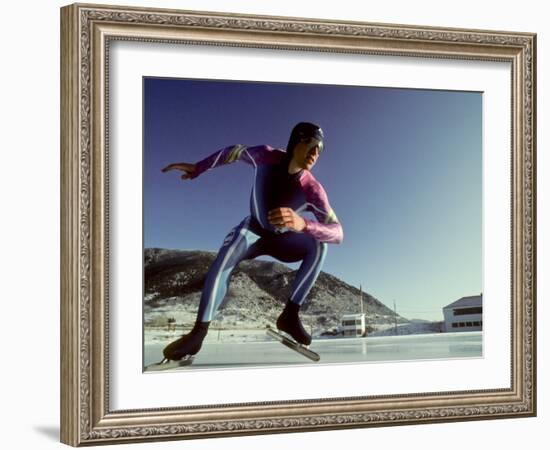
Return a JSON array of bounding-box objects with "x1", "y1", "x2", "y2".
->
[
  {"x1": 360, "y1": 284, "x2": 365, "y2": 337},
  {"x1": 393, "y1": 300, "x2": 398, "y2": 335}
]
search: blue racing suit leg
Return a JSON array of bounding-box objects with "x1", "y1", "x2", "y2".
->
[
  {"x1": 197, "y1": 217, "x2": 260, "y2": 322},
  {"x1": 197, "y1": 219, "x2": 328, "y2": 323},
  {"x1": 260, "y1": 232, "x2": 328, "y2": 306}
]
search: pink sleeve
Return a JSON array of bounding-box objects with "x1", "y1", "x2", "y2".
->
[
  {"x1": 301, "y1": 174, "x2": 344, "y2": 244},
  {"x1": 192, "y1": 144, "x2": 283, "y2": 177},
  {"x1": 303, "y1": 219, "x2": 343, "y2": 244}
]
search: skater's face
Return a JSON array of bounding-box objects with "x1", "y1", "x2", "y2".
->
[{"x1": 291, "y1": 137, "x2": 323, "y2": 171}]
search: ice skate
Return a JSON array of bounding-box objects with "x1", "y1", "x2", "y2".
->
[
  {"x1": 266, "y1": 325, "x2": 320, "y2": 362},
  {"x1": 161, "y1": 321, "x2": 209, "y2": 362},
  {"x1": 276, "y1": 300, "x2": 312, "y2": 346},
  {"x1": 145, "y1": 355, "x2": 195, "y2": 372}
]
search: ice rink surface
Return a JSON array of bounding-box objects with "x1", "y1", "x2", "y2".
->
[{"x1": 144, "y1": 331, "x2": 482, "y2": 370}]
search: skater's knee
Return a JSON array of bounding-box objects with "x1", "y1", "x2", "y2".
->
[
  {"x1": 316, "y1": 241, "x2": 328, "y2": 259},
  {"x1": 314, "y1": 241, "x2": 328, "y2": 268},
  {"x1": 302, "y1": 237, "x2": 327, "y2": 260}
]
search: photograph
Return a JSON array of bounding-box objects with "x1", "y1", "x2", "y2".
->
[
  {"x1": 58, "y1": 2, "x2": 536, "y2": 445},
  {"x1": 143, "y1": 77, "x2": 483, "y2": 371}
]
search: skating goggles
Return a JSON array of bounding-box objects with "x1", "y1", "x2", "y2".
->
[{"x1": 300, "y1": 136, "x2": 324, "y2": 154}]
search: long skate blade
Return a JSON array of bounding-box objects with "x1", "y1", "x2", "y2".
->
[
  {"x1": 266, "y1": 327, "x2": 320, "y2": 362},
  {"x1": 144, "y1": 355, "x2": 195, "y2": 372}
]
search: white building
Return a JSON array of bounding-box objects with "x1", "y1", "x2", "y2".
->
[
  {"x1": 340, "y1": 313, "x2": 366, "y2": 337},
  {"x1": 443, "y1": 294, "x2": 483, "y2": 332}
]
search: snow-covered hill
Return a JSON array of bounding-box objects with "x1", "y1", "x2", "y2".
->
[{"x1": 144, "y1": 248, "x2": 407, "y2": 332}]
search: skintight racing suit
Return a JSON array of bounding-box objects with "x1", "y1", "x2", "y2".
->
[{"x1": 162, "y1": 143, "x2": 343, "y2": 361}]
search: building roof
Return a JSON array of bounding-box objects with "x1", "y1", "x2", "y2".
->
[{"x1": 443, "y1": 294, "x2": 482, "y2": 310}]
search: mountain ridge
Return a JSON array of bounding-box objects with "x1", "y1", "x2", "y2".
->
[{"x1": 144, "y1": 248, "x2": 407, "y2": 331}]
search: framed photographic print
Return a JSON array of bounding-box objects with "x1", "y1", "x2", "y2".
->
[{"x1": 60, "y1": 3, "x2": 536, "y2": 446}]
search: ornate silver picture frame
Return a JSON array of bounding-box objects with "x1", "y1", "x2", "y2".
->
[{"x1": 60, "y1": 3, "x2": 536, "y2": 446}]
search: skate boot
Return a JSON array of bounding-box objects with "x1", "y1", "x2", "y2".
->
[
  {"x1": 162, "y1": 321, "x2": 210, "y2": 361},
  {"x1": 276, "y1": 301, "x2": 311, "y2": 346}
]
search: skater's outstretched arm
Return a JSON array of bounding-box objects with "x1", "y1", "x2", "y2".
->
[
  {"x1": 161, "y1": 144, "x2": 283, "y2": 180},
  {"x1": 161, "y1": 162, "x2": 197, "y2": 180}
]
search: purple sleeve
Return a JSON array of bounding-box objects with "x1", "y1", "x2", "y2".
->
[
  {"x1": 192, "y1": 144, "x2": 283, "y2": 178},
  {"x1": 303, "y1": 220, "x2": 343, "y2": 244},
  {"x1": 301, "y1": 174, "x2": 344, "y2": 244}
]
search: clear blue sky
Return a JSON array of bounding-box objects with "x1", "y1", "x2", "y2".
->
[{"x1": 144, "y1": 77, "x2": 482, "y2": 321}]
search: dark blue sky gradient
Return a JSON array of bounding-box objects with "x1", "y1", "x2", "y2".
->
[{"x1": 144, "y1": 77, "x2": 482, "y2": 320}]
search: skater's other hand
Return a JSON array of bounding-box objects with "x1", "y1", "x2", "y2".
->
[
  {"x1": 268, "y1": 207, "x2": 306, "y2": 232},
  {"x1": 161, "y1": 162, "x2": 197, "y2": 180}
]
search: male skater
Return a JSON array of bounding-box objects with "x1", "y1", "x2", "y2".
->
[{"x1": 161, "y1": 122, "x2": 343, "y2": 361}]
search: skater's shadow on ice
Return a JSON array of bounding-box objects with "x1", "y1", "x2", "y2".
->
[{"x1": 34, "y1": 425, "x2": 59, "y2": 441}]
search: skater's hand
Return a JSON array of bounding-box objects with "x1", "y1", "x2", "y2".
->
[
  {"x1": 161, "y1": 162, "x2": 197, "y2": 180},
  {"x1": 268, "y1": 207, "x2": 306, "y2": 232}
]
